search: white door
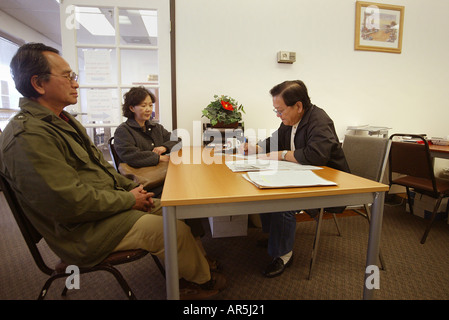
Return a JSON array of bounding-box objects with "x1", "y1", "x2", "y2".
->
[{"x1": 60, "y1": 0, "x2": 172, "y2": 150}]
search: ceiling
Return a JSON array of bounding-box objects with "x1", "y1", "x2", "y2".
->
[
  {"x1": 0, "y1": 0, "x2": 62, "y2": 45},
  {"x1": 0, "y1": 1, "x2": 157, "y2": 46}
]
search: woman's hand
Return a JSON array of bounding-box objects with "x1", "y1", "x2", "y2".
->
[{"x1": 152, "y1": 146, "x2": 167, "y2": 155}]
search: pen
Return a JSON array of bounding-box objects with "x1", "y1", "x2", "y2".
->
[{"x1": 243, "y1": 136, "x2": 248, "y2": 155}]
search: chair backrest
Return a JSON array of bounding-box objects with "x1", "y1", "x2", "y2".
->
[
  {"x1": 342, "y1": 134, "x2": 391, "y2": 183},
  {"x1": 108, "y1": 137, "x2": 120, "y2": 172},
  {"x1": 388, "y1": 134, "x2": 437, "y2": 188},
  {"x1": 0, "y1": 173, "x2": 53, "y2": 275}
]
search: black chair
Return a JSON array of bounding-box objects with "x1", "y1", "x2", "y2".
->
[
  {"x1": 0, "y1": 173, "x2": 165, "y2": 300},
  {"x1": 308, "y1": 135, "x2": 391, "y2": 279},
  {"x1": 108, "y1": 136, "x2": 120, "y2": 172},
  {"x1": 389, "y1": 134, "x2": 449, "y2": 244}
]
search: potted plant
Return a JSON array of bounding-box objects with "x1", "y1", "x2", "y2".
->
[{"x1": 202, "y1": 95, "x2": 245, "y2": 128}]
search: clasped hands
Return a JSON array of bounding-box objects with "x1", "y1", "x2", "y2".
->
[
  {"x1": 130, "y1": 185, "x2": 155, "y2": 212},
  {"x1": 152, "y1": 146, "x2": 170, "y2": 162}
]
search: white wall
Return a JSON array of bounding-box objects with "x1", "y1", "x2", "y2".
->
[{"x1": 175, "y1": 0, "x2": 449, "y2": 148}]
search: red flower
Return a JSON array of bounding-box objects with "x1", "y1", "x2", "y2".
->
[{"x1": 220, "y1": 100, "x2": 234, "y2": 111}]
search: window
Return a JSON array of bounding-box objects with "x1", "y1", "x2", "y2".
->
[
  {"x1": 60, "y1": 1, "x2": 171, "y2": 156},
  {"x1": 0, "y1": 36, "x2": 21, "y2": 131}
]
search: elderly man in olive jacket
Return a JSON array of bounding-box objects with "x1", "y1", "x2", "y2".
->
[{"x1": 0, "y1": 43, "x2": 225, "y2": 299}]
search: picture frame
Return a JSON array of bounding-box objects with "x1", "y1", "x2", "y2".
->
[{"x1": 355, "y1": 1, "x2": 405, "y2": 53}]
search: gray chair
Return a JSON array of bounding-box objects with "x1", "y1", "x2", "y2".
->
[{"x1": 308, "y1": 135, "x2": 391, "y2": 279}]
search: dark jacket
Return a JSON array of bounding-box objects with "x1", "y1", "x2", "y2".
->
[
  {"x1": 114, "y1": 118, "x2": 181, "y2": 167},
  {"x1": 261, "y1": 104, "x2": 349, "y2": 173}
]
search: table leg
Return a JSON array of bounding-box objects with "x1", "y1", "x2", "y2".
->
[
  {"x1": 363, "y1": 191, "x2": 385, "y2": 300},
  {"x1": 163, "y1": 206, "x2": 180, "y2": 300}
]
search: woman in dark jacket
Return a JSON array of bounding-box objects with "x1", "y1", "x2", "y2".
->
[
  {"x1": 114, "y1": 87, "x2": 219, "y2": 270},
  {"x1": 114, "y1": 86, "x2": 180, "y2": 168}
]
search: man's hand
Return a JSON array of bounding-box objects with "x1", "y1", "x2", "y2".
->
[
  {"x1": 130, "y1": 185, "x2": 155, "y2": 212},
  {"x1": 239, "y1": 142, "x2": 261, "y2": 155}
]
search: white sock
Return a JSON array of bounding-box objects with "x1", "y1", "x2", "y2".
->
[{"x1": 280, "y1": 251, "x2": 292, "y2": 265}]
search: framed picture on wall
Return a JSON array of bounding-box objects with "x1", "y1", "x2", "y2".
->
[{"x1": 355, "y1": 1, "x2": 405, "y2": 53}]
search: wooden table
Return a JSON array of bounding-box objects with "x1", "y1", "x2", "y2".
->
[
  {"x1": 429, "y1": 144, "x2": 449, "y2": 160},
  {"x1": 161, "y1": 147, "x2": 389, "y2": 300}
]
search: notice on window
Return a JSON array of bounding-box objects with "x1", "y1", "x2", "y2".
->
[
  {"x1": 86, "y1": 89, "x2": 114, "y2": 123},
  {"x1": 84, "y1": 50, "x2": 112, "y2": 83}
]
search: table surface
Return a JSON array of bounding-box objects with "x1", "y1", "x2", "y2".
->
[
  {"x1": 429, "y1": 144, "x2": 449, "y2": 154},
  {"x1": 161, "y1": 148, "x2": 389, "y2": 207}
]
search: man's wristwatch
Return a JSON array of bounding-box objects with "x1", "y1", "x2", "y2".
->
[{"x1": 281, "y1": 150, "x2": 288, "y2": 160}]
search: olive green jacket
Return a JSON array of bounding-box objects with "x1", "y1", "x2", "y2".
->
[{"x1": 0, "y1": 98, "x2": 145, "y2": 267}]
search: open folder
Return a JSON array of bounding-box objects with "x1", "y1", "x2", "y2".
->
[{"x1": 242, "y1": 170, "x2": 337, "y2": 189}]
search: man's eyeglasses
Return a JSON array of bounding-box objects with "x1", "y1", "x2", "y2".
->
[
  {"x1": 47, "y1": 72, "x2": 79, "y2": 83},
  {"x1": 273, "y1": 108, "x2": 284, "y2": 116}
]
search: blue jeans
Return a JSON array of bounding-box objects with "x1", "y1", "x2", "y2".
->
[{"x1": 259, "y1": 211, "x2": 297, "y2": 258}]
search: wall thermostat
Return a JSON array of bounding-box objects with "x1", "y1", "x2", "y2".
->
[{"x1": 277, "y1": 51, "x2": 296, "y2": 64}]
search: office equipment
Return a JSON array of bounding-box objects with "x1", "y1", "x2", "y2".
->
[
  {"x1": 346, "y1": 125, "x2": 391, "y2": 138},
  {"x1": 161, "y1": 147, "x2": 389, "y2": 300},
  {"x1": 389, "y1": 134, "x2": 449, "y2": 244},
  {"x1": 202, "y1": 123, "x2": 244, "y2": 147},
  {"x1": 0, "y1": 168, "x2": 165, "y2": 300},
  {"x1": 309, "y1": 135, "x2": 391, "y2": 279}
]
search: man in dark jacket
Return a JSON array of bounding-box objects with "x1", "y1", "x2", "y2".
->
[{"x1": 243, "y1": 80, "x2": 349, "y2": 278}]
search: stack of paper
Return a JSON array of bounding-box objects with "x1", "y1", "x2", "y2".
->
[
  {"x1": 242, "y1": 170, "x2": 337, "y2": 189},
  {"x1": 226, "y1": 157, "x2": 321, "y2": 172}
]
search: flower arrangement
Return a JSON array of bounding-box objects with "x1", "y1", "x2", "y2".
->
[{"x1": 202, "y1": 95, "x2": 245, "y2": 127}]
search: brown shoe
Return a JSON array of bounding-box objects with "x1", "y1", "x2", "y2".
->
[
  {"x1": 200, "y1": 271, "x2": 227, "y2": 291},
  {"x1": 179, "y1": 272, "x2": 226, "y2": 300},
  {"x1": 205, "y1": 255, "x2": 223, "y2": 272}
]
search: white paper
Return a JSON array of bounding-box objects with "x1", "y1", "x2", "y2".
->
[
  {"x1": 226, "y1": 157, "x2": 321, "y2": 172},
  {"x1": 243, "y1": 170, "x2": 336, "y2": 189},
  {"x1": 84, "y1": 50, "x2": 112, "y2": 83}
]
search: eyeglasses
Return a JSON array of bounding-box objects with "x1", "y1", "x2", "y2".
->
[
  {"x1": 48, "y1": 72, "x2": 79, "y2": 83},
  {"x1": 273, "y1": 108, "x2": 285, "y2": 116}
]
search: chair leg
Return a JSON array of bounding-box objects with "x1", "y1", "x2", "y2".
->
[
  {"x1": 308, "y1": 208, "x2": 324, "y2": 280},
  {"x1": 38, "y1": 279, "x2": 53, "y2": 300},
  {"x1": 151, "y1": 254, "x2": 166, "y2": 278},
  {"x1": 61, "y1": 285, "x2": 68, "y2": 297},
  {"x1": 37, "y1": 273, "x2": 67, "y2": 300},
  {"x1": 420, "y1": 196, "x2": 443, "y2": 244},
  {"x1": 99, "y1": 266, "x2": 138, "y2": 300},
  {"x1": 406, "y1": 187, "x2": 414, "y2": 215},
  {"x1": 331, "y1": 213, "x2": 342, "y2": 236}
]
